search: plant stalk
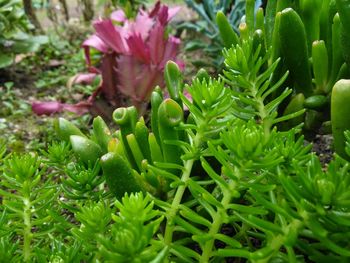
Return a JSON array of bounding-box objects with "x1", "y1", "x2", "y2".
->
[
  {"x1": 163, "y1": 132, "x2": 202, "y2": 253},
  {"x1": 163, "y1": 159, "x2": 195, "y2": 244},
  {"x1": 23, "y1": 197, "x2": 32, "y2": 262},
  {"x1": 200, "y1": 181, "x2": 236, "y2": 262}
]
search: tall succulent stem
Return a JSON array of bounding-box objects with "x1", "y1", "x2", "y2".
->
[
  {"x1": 164, "y1": 132, "x2": 202, "y2": 249},
  {"x1": 23, "y1": 196, "x2": 32, "y2": 262},
  {"x1": 200, "y1": 180, "x2": 236, "y2": 262},
  {"x1": 163, "y1": 159, "x2": 195, "y2": 245}
]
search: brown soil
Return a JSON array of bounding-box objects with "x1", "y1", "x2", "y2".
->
[{"x1": 311, "y1": 134, "x2": 334, "y2": 167}]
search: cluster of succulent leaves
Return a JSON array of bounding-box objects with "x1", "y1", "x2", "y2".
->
[
  {"x1": 0, "y1": 137, "x2": 164, "y2": 262},
  {"x1": 263, "y1": 0, "x2": 350, "y2": 134},
  {"x1": 179, "y1": 0, "x2": 261, "y2": 69},
  {"x1": 184, "y1": 0, "x2": 350, "y2": 144},
  {"x1": 0, "y1": 0, "x2": 47, "y2": 68},
  {"x1": 241, "y1": 0, "x2": 350, "y2": 130},
  {"x1": 214, "y1": 0, "x2": 350, "y2": 158},
  {"x1": 3, "y1": 44, "x2": 350, "y2": 261}
]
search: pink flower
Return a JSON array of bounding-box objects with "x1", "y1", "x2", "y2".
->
[
  {"x1": 32, "y1": 1, "x2": 183, "y2": 116},
  {"x1": 82, "y1": 1, "x2": 184, "y2": 105}
]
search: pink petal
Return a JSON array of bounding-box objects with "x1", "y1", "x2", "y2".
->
[
  {"x1": 115, "y1": 55, "x2": 141, "y2": 99},
  {"x1": 116, "y1": 56, "x2": 164, "y2": 102},
  {"x1": 71, "y1": 73, "x2": 98, "y2": 85},
  {"x1": 149, "y1": 24, "x2": 165, "y2": 65},
  {"x1": 168, "y1": 6, "x2": 181, "y2": 21},
  {"x1": 62, "y1": 101, "x2": 91, "y2": 115},
  {"x1": 157, "y1": 6, "x2": 169, "y2": 25},
  {"x1": 149, "y1": 2, "x2": 180, "y2": 24},
  {"x1": 100, "y1": 53, "x2": 119, "y2": 102},
  {"x1": 126, "y1": 34, "x2": 150, "y2": 63},
  {"x1": 82, "y1": 35, "x2": 108, "y2": 67},
  {"x1": 67, "y1": 73, "x2": 99, "y2": 91},
  {"x1": 159, "y1": 36, "x2": 181, "y2": 69},
  {"x1": 149, "y1": 1, "x2": 161, "y2": 17},
  {"x1": 82, "y1": 35, "x2": 108, "y2": 53},
  {"x1": 93, "y1": 19, "x2": 128, "y2": 54},
  {"x1": 32, "y1": 101, "x2": 63, "y2": 115},
  {"x1": 135, "y1": 65, "x2": 164, "y2": 101},
  {"x1": 111, "y1": 10, "x2": 126, "y2": 22},
  {"x1": 131, "y1": 10, "x2": 154, "y2": 40},
  {"x1": 31, "y1": 101, "x2": 90, "y2": 115}
]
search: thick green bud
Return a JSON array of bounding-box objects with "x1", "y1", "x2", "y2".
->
[
  {"x1": 158, "y1": 99, "x2": 183, "y2": 165},
  {"x1": 101, "y1": 152, "x2": 142, "y2": 199},
  {"x1": 279, "y1": 8, "x2": 313, "y2": 96},
  {"x1": 312, "y1": 40, "x2": 328, "y2": 92},
  {"x1": 216, "y1": 11, "x2": 239, "y2": 48},
  {"x1": 55, "y1": 117, "x2": 86, "y2": 142},
  {"x1": 70, "y1": 135, "x2": 103, "y2": 165},
  {"x1": 164, "y1": 61, "x2": 183, "y2": 106},
  {"x1": 92, "y1": 116, "x2": 112, "y2": 153},
  {"x1": 331, "y1": 79, "x2": 350, "y2": 160}
]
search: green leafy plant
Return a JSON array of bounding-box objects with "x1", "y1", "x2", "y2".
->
[
  {"x1": 3, "y1": 56, "x2": 350, "y2": 262},
  {"x1": 179, "y1": 0, "x2": 261, "y2": 69},
  {"x1": 0, "y1": 0, "x2": 47, "y2": 68},
  {"x1": 72, "y1": 193, "x2": 164, "y2": 262},
  {"x1": 0, "y1": 138, "x2": 164, "y2": 261},
  {"x1": 0, "y1": 153, "x2": 57, "y2": 262},
  {"x1": 52, "y1": 56, "x2": 350, "y2": 261},
  {"x1": 216, "y1": 0, "x2": 350, "y2": 137}
]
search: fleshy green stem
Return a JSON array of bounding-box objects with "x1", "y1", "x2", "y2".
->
[
  {"x1": 253, "y1": 219, "x2": 303, "y2": 263},
  {"x1": 252, "y1": 85, "x2": 271, "y2": 141},
  {"x1": 23, "y1": 197, "x2": 32, "y2": 262},
  {"x1": 200, "y1": 180, "x2": 236, "y2": 262},
  {"x1": 163, "y1": 133, "x2": 202, "y2": 249},
  {"x1": 163, "y1": 159, "x2": 195, "y2": 244}
]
